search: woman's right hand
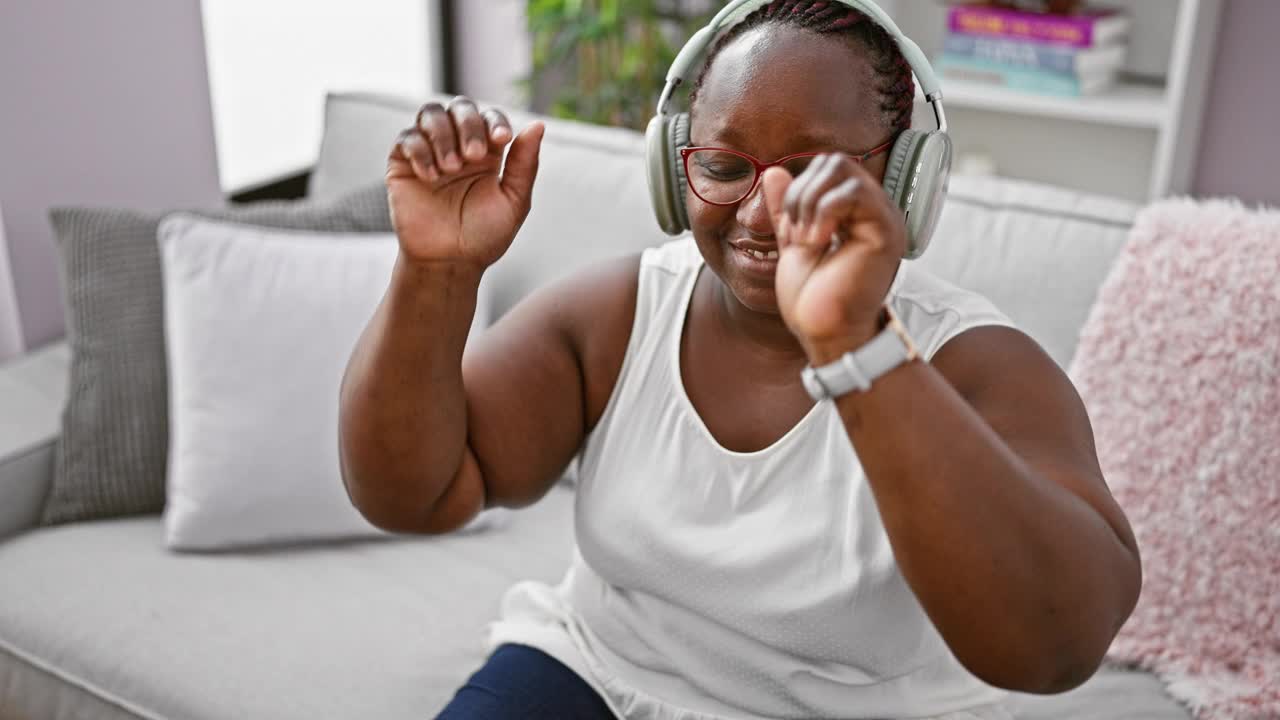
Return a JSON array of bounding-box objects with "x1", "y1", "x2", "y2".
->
[{"x1": 387, "y1": 97, "x2": 545, "y2": 269}]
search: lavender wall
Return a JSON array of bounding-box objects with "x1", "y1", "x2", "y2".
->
[
  {"x1": 0, "y1": 0, "x2": 222, "y2": 350},
  {"x1": 1192, "y1": 0, "x2": 1280, "y2": 207}
]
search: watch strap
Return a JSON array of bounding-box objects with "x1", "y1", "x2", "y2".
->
[{"x1": 801, "y1": 306, "x2": 919, "y2": 401}]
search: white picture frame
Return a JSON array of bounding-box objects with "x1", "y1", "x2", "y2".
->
[{"x1": 0, "y1": 202, "x2": 25, "y2": 361}]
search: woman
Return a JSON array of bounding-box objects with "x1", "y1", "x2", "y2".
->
[{"x1": 339, "y1": 2, "x2": 1142, "y2": 718}]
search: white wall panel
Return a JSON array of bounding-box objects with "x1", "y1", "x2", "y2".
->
[{"x1": 0, "y1": 204, "x2": 26, "y2": 361}]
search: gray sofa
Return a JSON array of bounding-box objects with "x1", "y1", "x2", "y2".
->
[{"x1": 0, "y1": 92, "x2": 1191, "y2": 719}]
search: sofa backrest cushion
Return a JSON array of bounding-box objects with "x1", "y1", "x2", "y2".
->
[
  {"x1": 919, "y1": 176, "x2": 1139, "y2": 367},
  {"x1": 312, "y1": 92, "x2": 1140, "y2": 367}
]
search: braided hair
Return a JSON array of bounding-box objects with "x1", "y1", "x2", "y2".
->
[{"x1": 689, "y1": 0, "x2": 915, "y2": 135}]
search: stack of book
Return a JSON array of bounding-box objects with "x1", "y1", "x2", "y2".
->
[{"x1": 938, "y1": 2, "x2": 1131, "y2": 97}]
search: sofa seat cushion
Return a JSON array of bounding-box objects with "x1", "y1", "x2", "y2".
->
[
  {"x1": 0, "y1": 479, "x2": 1189, "y2": 719},
  {"x1": 0, "y1": 342, "x2": 70, "y2": 540},
  {"x1": 0, "y1": 486, "x2": 575, "y2": 720}
]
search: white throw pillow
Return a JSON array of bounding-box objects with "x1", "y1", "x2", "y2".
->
[{"x1": 158, "y1": 215, "x2": 494, "y2": 550}]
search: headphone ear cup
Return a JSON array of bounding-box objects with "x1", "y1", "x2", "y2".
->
[
  {"x1": 881, "y1": 128, "x2": 920, "y2": 215},
  {"x1": 882, "y1": 129, "x2": 952, "y2": 259},
  {"x1": 645, "y1": 115, "x2": 683, "y2": 235},
  {"x1": 669, "y1": 113, "x2": 691, "y2": 232},
  {"x1": 903, "y1": 132, "x2": 952, "y2": 259}
]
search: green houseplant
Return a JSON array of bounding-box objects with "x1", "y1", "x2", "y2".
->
[{"x1": 525, "y1": 0, "x2": 717, "y2": 131}]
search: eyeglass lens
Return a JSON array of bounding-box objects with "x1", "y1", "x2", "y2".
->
[{"x1": 686, "y1": 150, "x2": 821, "y2": 204}]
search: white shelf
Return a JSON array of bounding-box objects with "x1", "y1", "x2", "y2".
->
[
  {"x1": 892, "y1": 0, "x2": 1222, "y2": 199},
  {"x1": 921, "y1": 79, "x2": 1169, "y2": 130}
]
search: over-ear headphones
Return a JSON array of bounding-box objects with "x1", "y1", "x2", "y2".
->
[{"x1": 645, "y1": 0, "x2": 951, "y2": 260}]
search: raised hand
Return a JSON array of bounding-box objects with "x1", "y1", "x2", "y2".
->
[
  {"x1": 760, "y1": 156, "x2": 907, "y2": 363},
  {"x1": 387, "y1": 96, "x2": 546, "y2": 269}
]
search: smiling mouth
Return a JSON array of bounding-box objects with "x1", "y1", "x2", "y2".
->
[{"x1": 733, "y1": 245, "x2": 779, "y2": 261}]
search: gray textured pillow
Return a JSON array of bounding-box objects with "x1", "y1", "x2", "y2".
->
[{"x1": 45, "y1": 184, "x2": 391, "y2": 525}]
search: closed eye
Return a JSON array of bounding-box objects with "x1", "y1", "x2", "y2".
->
[
  {"x1": 697, "y1": 163, "x2": 751, "y2": 181},
  {"x1": 691, "y1": 151, "x2": 753, "y2": 181}
]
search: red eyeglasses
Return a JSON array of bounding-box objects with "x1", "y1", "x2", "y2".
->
[{"x1": 680, "y1": 136, "x2": 896, "y2": 206}]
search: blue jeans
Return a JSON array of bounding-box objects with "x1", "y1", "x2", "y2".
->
[{"x1": 435, "y1": 643, "x2": 615, "y2": 719}]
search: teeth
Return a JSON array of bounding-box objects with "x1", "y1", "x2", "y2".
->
[{"x1": 737, "y1": 246, "x2": 778, "y2": 261}]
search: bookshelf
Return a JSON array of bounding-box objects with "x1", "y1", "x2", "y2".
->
[
  {"x1": 884, "y1": 0, "x2": 1223, "y2": 202},
  {"x1": 933, "y1": 77, "x2": 1166, "y2": 129}
]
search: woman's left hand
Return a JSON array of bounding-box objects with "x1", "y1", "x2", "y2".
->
[{"x1": 761, "y1": 155, "x2": 907, "y2": 365}]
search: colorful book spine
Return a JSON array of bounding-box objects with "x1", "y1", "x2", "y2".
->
[
  {"x1": 947, "y1": 4, "x2": 1130, "y2": 48},
  {"x1": 937, "y1": 55, "x2": 1112, "y2": 97},
  {"x1": 943, "y1": 34, "x2": 1125, "y2": 76}
]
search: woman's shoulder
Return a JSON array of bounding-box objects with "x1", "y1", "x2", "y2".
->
[
  {"x1": 890, "y1": 262, "x2": 1017, "y2": 361},
  {"x1": 542, "y1": 252, "x2": 643, "y2": 431},
  {"x1": 553, "y1": 235, "x2": 695, "y2": 346}
]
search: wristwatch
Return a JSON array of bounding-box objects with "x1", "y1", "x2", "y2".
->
[{"x1": 800, "y1": 305, "x2": 920, "y2": 401}]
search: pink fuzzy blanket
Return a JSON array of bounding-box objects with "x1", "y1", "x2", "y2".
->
[{"x1": 1069, "y1": 198, "x2": 1280, "y2": 719}]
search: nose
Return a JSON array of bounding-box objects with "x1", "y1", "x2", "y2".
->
[{"x1": 735, "y1": 180, "x2": 775, "y2": 239}]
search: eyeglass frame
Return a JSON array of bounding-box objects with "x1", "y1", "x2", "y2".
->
[{"x1": 678, "y1": 136, "x2": 898, "y2": 207}]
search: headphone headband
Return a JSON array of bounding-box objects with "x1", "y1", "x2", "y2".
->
[
  {"x1": 658, "y1": 0, "x2": 944, "y2": 117},
  {"x1": 646, "y1": 0, "x2": 952, "y2": 254}
]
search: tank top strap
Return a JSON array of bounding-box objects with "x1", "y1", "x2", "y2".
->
[
  {"x1": 616, "y1": 236, "x2": 703, "y2": 382},
  {"x1": 637, "y1": 236, "x2": 703, "y2": 325}
]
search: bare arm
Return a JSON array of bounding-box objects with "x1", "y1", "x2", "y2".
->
[
  {"x1": 831, "y1": 327, "x2": 1140, "y2": 693},
  {"x1": 339, "y1": 96, "x2": 637, "y2": 535},
  {"x1": 339, "y1": 96, "x2": 539, "y2": 534},
  {"x1": 460, "y1": 255, "x2": 639, "y2": 511},
  {"x1": 339, "y1": 256, "x2": 487, "y2": 534},
  {"x1": 760, "y1": 159, "x2": 1140, "y2": 694}
]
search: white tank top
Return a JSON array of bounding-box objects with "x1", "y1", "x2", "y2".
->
[{"x1": 488, "y1": 237, "x2": 1017, "y2": 720}]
